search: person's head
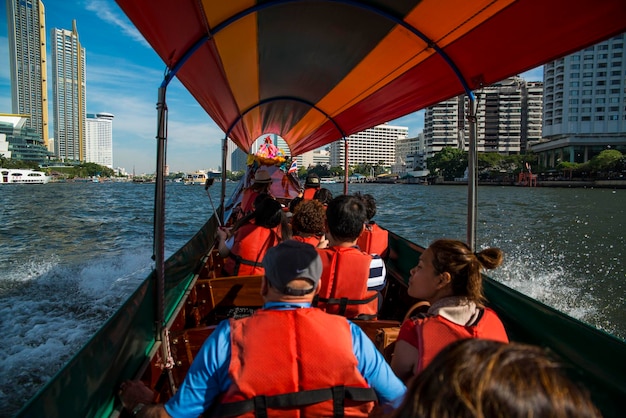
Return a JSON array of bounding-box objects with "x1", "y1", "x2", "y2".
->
[
  {"x1": 325, "y1": 194, "x2": 366, "y2": 243},
  {"x1": 304, "y1": 173, "x2": 320, "y2": 189},
  {"x1": 291, "y1": 199, "x2": 326, "y2": 236},
  {"x1": 251, "y1": 169, "x2": 272, "y2": 191},
  {"x1": 253, "y1": 197, "x2": 283, "y2": 228},
  {"x1": 408, "y1": 239, "x2": 503, "y2": 304},
  {"x1": 353, "y1": 191, "x2": 377, "y2": 220},
  {"x1": 393, "y1": 339, "x2": 601, "y2": 418},
  {"x1": 313, "y1": 188, "x2": 333, "y2": 206},
  {"x1": 262, "y1": 240, "x2": 323, "y2": 300}
]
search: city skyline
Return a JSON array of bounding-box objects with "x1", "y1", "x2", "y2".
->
[{"x1": 1, "y1": 1, "x2": 543, "y2": 174}]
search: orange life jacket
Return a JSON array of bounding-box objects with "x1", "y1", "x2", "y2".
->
[
  {"x1": 224, "y1": 223, "x2": 280, "y2": 276},
  {"x1": 302, "y1": 187, "x2": 318, "y2": 200},
  {"x1": 314, "y1": 247, "x2": 379, "y2": 319},
  {"x1": 217, "y1": 308, "x2": 377, "y2": 417},
  {"x1": 292, "y1": 234, "x2": 321, "y2": 247},
  {"x1": 356, "y1": 223, "x2": 388, "y2": 256},
  {"x1": 414, "y1": 308, "x2": 509, "y2": 373}
]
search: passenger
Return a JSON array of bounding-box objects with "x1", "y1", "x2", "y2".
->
[
  {"x1": 291, "y1": 199, "x2": 326, "y2": 247},
  {"x1": 354, "y1": 191, "x2": 389, "y2": 257},
  {"x1": 119, "y1": 240, "x2": 406, "y2": 417},
  {"x1": 239, "y1": 169, "x2": 273, "y2": 215},
  {"x1": 390, "y1": 339, "x2": 601, "y2": 418},
  {"x1": 315, "y1": 194, "x2": 386, "y2": 319},
  {"x1": 302, "y1": 172, "x2": 321, "y2": 200},
  {"x1": 216, "y1": 197, "x2": 289, "y2": 276},
  {"x1": 391, "y1": 239, "x2": 509, "y2": 382},
  {"x1": 313, "y1": 187, "x2": 333, "y2": 207}
]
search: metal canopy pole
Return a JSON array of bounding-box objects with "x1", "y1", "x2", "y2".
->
[
  {"x1": 343, "y1": 137, "x2": 349, "y2": 194},
  {"x1": 154, "y1": 86, "x2": 175, "y2": 385},
  {"x1": 466, "y1": 95, "x2": 478, "y2": 251},
  {"x1": 154, "y1": 86, "x2": 167, "y2": 332},
  {"x1": 220, "y1": 136, "x2": 228, "y2": 223}
]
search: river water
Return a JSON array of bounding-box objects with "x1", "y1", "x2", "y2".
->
[{"x1": 0, "y1": 181, "x2": 624, "y2": 416}]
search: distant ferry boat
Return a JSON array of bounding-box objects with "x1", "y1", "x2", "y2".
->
[
  {"x1": 0, "y1": 168, "x2": 50, "y2": 184},
  {"x1": 184, "y1": 170, "x2": 208, "y2": 185}
]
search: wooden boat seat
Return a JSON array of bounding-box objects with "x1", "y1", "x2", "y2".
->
[{"x1": 187, "y1": 275, "x2": 264, "y2": 326}]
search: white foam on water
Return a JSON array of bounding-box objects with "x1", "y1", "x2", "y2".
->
[{"x1": 0, "y1": 249, "x2": 153, "y2": 416}]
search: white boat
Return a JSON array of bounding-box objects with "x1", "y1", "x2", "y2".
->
[
  {"x1": 0, "y1": 168, "x2": 50, "y2": 184},
  {"x1": 183, "y1": 170, "x2": 208, "y2": 185}
]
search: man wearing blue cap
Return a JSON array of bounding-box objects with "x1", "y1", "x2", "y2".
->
[{"x1": 120, "y1": 240, "x2": 405, "y2": 417}]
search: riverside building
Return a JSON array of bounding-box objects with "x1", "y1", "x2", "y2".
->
[
  {"x1": 532, "y1": 33, "x2": 626, "y2": 167},
  {"x1": 329, "y1": 123, "x2": 408, "y2": 168},
  {"x1": 6, "y1": 0, "x2": 50, "y2": 148},
  {"x1": 86, "y1": 113, "x2": 114, "y2": 168},
  {"x1": 424, "y1": 77, "x2": 543, "y2": 159},
  {"x1": 51, "y1": 20, "x2": 87, "y2": 162}
]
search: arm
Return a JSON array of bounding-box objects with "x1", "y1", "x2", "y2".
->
[
  {"x1": 350, "y1": 323, "x2": 406, "y2": 408},
  {"x1": 164, "y1": 320, "x2": 232, "y2": 417},
  {"x1": 216, "y1": 227, "x2": 232, "y2": 257},
  {"x1": 390, "y1": 340, "x2": 419, "y2": 384}
]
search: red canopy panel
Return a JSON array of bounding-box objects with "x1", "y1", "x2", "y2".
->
[{"x1": 115, "y1": 0, "x2": 626, "y2": 156}]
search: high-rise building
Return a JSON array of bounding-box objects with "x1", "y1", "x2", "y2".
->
[
  {"x1": 424, "y1": 77, "x2": 543, "y2": 159},
  {"x1": 297, "y1": 147, "x2": 330, "y2": 169},
  {"x1": 329, "y1": 124, "x2": 408, "y2": 167},
  {"x1": 532, "y1": 33, "x2": 626, "y2": 167},
  {"x1": 6, "y1": 0, "x2": 50, "y2": 147},
  {"x1": 86, "y1": 112, "x2": 114, "y2": 168},
  {"x1": 51, "y1": 20, "x2": 87, "y2": 162}
]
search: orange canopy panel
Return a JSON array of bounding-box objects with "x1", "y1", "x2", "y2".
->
[{"x1": 115, "y1": 0, "x2": 626, "y2": 156}]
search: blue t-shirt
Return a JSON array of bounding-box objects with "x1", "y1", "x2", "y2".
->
[{"x1": 164, "y1": 302, "x2": 405, "y2": 418}]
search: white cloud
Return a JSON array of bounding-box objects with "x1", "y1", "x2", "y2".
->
[{"x1": 84, "y1": 0, "x2": 150, "y2": 47}]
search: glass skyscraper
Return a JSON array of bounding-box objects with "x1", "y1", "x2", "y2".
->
[
  {"x1": 6, "y1": 0, "x2": 50, "y2": 147},
  {"x1": 51, "y1": 20, "x2": 87, "y2": 162}
]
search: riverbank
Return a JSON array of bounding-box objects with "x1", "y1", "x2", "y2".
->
[{"x1": 433, "y1": 179, "x2": 626, "y2": 188}]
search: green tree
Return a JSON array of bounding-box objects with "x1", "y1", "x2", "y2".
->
[
  {"x1": 426, "y1": 147, "x2": 467, "y2": 180},
  {"x1": 589, "y1": 149, "x2": 623, "y2": 175}
]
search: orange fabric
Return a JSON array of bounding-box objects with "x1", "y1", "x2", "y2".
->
[
  {"x1": 316, "y1": 247, "x2": 378, "y2": 318},
  {"x1": 302, "y1": 187, "x2": 318, "y2": 200},
  {"x1": 222, "y1": 308, "x2": 375, "y2": 417},
  {"x1": 292, "y1": 234, "x2": 321, "y2": 247},
  {"x1": 415, "y1": 308, "x2": 509, "y2": 373},
  {"x1": 356, "y1": 223, "x2": 388, "y2": 256},
  {"x1": 239, "y1": 189, "x2": 260, "y2": 214},
  {"x1": 223, "y1": 224, "x2": 280, "y2": 276}
]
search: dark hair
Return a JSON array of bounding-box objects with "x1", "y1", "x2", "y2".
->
[
  {"x1": 393, "y1": 339, "x2": 601, "y2": 418},
  {"x1": 353, "y1": 192, "x2": 377, "y2": 220},
  {"x1": 428, "y1": 239, "x2": 503, "y2": 305},
  {"x1": 325, "y1": 194, "x2": 366, "y2": 242},
  {"x1": 292, "y1": 200, "x2": 326, "y2": 236},
  {"x1": 289, "y1": 196, "x2": 303, "y2": 213},
  {"x1": 313, "y1": 188, "x2": 333, "y2": 205},
  {"x1": 254, "y1": 198, "x2": 283, "y2": 228},
  {"x1": 253, "y1": 198, "x2": 291, "y2": 240}
]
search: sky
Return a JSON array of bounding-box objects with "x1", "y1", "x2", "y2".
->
[{"x1": 0, "y1": 1, "x2": 543, "y2": 175}]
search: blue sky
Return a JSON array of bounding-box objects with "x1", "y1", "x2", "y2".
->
[{"x1": 0, "y1": 1, "x2": 543, "y2": 174}]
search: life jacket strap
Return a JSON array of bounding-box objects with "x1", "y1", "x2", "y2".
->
[{"x1": 215, "y1": 386, "x2": 377, "y2": 417}]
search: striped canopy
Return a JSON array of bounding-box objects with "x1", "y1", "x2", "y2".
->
[{"x1": 115, "y1": 0, "x2": 626, "y2": 156}]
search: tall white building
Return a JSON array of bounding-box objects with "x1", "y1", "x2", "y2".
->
[
  {"x1": 51, "y1": 20, "x2": 87, "y2": 162},
  {"x1": 329, "y1": 124, "x2": 408, "y2": 167},
  {"x1": 6, "y1": 0, "x2": 49, "y2": 147},
  {"x1": 424, "y1": 97, "x2": 463, "y2": 159},
  {"x1": 532, "y1": 33, "x2": 626, "y2": 167},
  {"x1": 86, "y1": 112, "x2": 114, "y2": 168},
  {"x1": 424, "y1": 77, "x2": 543, "y2": 158}
]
